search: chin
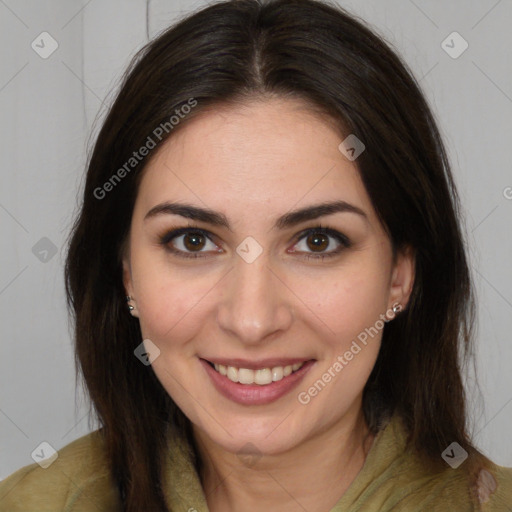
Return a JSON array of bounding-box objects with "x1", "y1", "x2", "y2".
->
[{"x1": 193, "y1": 411, "x2": 312, "y2": 456}]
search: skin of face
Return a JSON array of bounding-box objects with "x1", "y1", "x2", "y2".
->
[{"x1": 122, "y1": 97, "x2": 415, "y2": 507}]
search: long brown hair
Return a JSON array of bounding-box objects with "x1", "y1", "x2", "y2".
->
[{"x1": 65, "y1": 0, "x2": 484, "y2": 509}]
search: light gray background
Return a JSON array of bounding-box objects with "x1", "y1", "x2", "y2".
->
[{"x1": 1, "y1": 0, "x2": 511, "y2": 479}]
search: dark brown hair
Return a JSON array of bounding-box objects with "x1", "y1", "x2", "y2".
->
[{"x1": 65, "y1": 0, "x2": 485, "y2": 509}]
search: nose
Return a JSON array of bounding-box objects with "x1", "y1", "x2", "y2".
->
[{"x1": 216, "y1": 252, "x2": 294, "y2": 345}]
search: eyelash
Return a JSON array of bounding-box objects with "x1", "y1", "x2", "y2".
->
[{"x1": 158, "y1": 225, "x2": 351, "y2": 261}]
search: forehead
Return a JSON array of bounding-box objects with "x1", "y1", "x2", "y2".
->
[{"x1": 135, "y1": 98, "x2": 377, "y2": 227}]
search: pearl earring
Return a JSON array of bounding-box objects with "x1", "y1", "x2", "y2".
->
[{"x1": 126, "y1": 295, "x2": 135, "y2": 312}]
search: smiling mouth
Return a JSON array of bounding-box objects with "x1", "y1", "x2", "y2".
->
[{"x1": 204, "y1": 360, "x2": 311, "y2": 386}]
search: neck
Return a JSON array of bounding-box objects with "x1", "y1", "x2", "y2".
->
[{"x1": 193, "y1": 405, "x2": 375, "y2": 512}]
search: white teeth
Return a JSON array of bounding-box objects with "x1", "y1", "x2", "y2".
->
[
  {"x1": 271, "y1": 366, "x2": 283, "y2": 381},
  {"x1": 255, "y1": 368, "x2": 272, "y2": 385},
  {"x1": 238, "y1": 368, "x2": 255, "y2": 384},
  {"x1": 227, "y1": 366, "x2": 238, "y2": 382},
  {"x1": 212, "y1": 361, "x2": 306, "y2": 385}
]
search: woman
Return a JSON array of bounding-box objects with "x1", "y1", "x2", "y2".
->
[{"x1": 1, "y1": 0, "x2": 510, "y2": 510}]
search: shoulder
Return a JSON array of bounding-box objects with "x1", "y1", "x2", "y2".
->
[
  {"x1": 0, "y1": 430, "x2": 122, "y2": 512},
  {"x1": 476, "y1": 463, "x2": 512, "y2": 511},
  {"x1": 390, "y1": 446, "x2": 512, "y2": 510},
  {"x1": 371, "y1": 415, "x2": 512, "y2": 511},
  {"x1": 400, "y1": 460, "x2": 512, "y2": 511}
]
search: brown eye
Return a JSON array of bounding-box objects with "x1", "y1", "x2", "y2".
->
[
  {"x1": 183, "y1": 232, "x2": 206, "y2": 251},
  {"x1": 160, "y1": 227, "x2": 220, "y2": 258},
  {"x1": 291, "y1": 226, "x2": 350, "y2": 260},
  {"x1": 305, "y1": 233, "x2": 329, "y2": 252}
]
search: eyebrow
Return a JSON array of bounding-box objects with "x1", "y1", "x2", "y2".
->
[{"x1": 144, "y1": 200, "x2": 368, "y2": 230}]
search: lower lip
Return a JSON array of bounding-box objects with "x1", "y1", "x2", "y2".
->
[{"x1": 200, "y1": 358, "x2": 316, "y2": 405}]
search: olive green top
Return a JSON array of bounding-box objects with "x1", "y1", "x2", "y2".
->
[{"x1": 1, "y1": 413, "x2": 511, "y2": 511}]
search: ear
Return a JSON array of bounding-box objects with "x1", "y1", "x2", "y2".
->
[
  {"x1": 122, "y1": 256, "x2": 134, "y2": 297},
  {"x1": 122, "y1": 253, "x2": 139, "y2": 318},
  {"x1": 388, "y1": 244, "x2": 415, "y2": 312}
]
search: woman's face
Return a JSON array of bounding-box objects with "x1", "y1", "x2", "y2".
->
[{"x1": 123, "y1": 98, "x2": 414, "y2": 457}]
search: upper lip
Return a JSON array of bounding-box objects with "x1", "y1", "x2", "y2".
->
[{"x1": 201, "y1": 357, "x2": 315, "y2": 370}]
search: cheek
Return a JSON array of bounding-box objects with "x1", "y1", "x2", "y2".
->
[
  {"x1": 301, "y1": 265, "x2": 390, "y2": 350},
  {"x1": 295, "y1": 271, "x2": 388, "y2": 415},
  {"x1": 132, "y1": 257, "x2": 217, "y2": 344}
]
